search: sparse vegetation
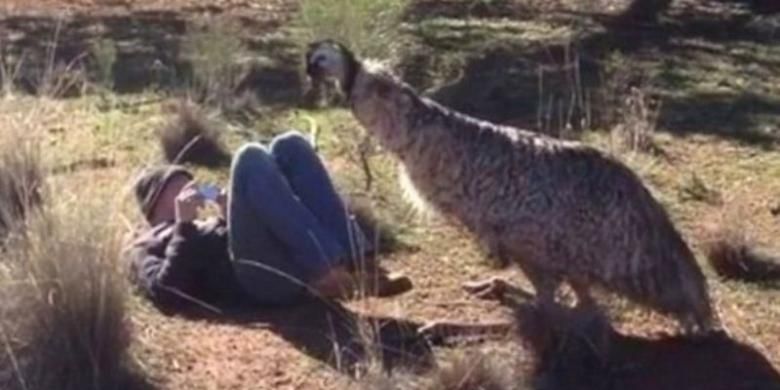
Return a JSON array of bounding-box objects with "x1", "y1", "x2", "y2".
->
[
  {"x1": 182, "y1": 17, "x2": 248, "y2": 107},
  {"x1": 0, "y1": 120, "x2": 143, "y2": 389},
  {"x1": 297, "y1": 0, "x2": 410, "y2": 60}
]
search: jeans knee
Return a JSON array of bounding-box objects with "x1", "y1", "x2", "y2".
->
[
  {"x1": 270, "y1": 130, "x2": 314, "y2": 160},
  {"x1": 231, "y1": 143, "x2": 274, "y2": 177}
]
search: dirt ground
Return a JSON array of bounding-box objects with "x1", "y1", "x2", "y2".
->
[{"x1": 2, "y1": 0, "x2": 780, "y2": 389}]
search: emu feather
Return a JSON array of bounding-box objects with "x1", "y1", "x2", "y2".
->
[{"x1": 306, "y1": 40, "x2": 715, "y2": 333}]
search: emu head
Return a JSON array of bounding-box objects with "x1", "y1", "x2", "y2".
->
[{"x1": 305, "y1": 40, "x2": 360, "y2": 97}]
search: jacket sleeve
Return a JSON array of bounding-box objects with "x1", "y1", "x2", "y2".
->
[{"x1": 128, "y1": 222, "x2": 209, "y2": 308}]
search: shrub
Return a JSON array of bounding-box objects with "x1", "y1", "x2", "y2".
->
[
  {"x1": 158, "y1": 101, "x2": 231, "y2": 167},
  {"x1": 704, "y1": 226, "x2": 780, "y2": 283},
  {"x1": 0, "y1": 183, "x2": 146, "y2": 389}
]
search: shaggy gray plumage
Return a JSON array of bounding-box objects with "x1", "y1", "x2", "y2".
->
[{"x1": 306, "y1": 41, "x2": 714, "y2": 332}]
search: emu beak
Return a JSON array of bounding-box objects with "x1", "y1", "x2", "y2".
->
[
  {"x1": 305, "y1": 45, "x2": 326, "y2": 82},
  {"x1": 306, "y1": 58, "x2": 321, "y2": 80}
]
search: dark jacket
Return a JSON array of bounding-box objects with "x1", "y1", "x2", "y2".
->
[{"x1": 126, "y1": 218, "x2": 248, "y2": 311}]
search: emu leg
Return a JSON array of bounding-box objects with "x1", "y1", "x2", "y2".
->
[
  {"x1": 519, "y1": 261, "x2": 560, "y2": 310},
  {"x1": 569, "y1": 279, "x2": 597, "y2": 309}
]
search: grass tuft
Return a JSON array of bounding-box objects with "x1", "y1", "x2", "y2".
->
[
  {"x1": 0, "y1": 129, "x2": 44, "y2": 240},
  {"x1": 609, "y1": 86, "x2": 660, "y2": 154},
  {"x1": 158, "y1": 101, "x2": 231, "y2": 167},
  {"x1": 704, "y1": 226, "x2": 780, "y2": 283},
  {"x1": 0, "y1": 157, "x2": 146, "y2": 389}
]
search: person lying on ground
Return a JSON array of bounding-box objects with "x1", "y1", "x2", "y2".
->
[{"x1": 125, "y1": 130, "x2": 412, "y2": 313}]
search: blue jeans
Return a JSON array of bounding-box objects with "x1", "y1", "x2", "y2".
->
[{"x1": 228, "y1": 130, "x2": 367, "y2": 305}]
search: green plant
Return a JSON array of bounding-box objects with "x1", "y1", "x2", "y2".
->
[
  {"x1": 297, "y1": 0, "x2": 410, "y2": 60},
  {"x1": 91, "y1": 38, "x2": 118, "y2": 90}
]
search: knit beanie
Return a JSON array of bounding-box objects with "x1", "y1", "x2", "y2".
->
[{"x1": 133, "y1": 165, "x2": 193, "y2": 221}]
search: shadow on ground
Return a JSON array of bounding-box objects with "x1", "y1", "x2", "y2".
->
[
  {"x1": 166, "y1": 299, "x2": 436, "y2": 375},
  {"x1": 404, "y1": 0, "x2": 780, "y2": 146},
  {"x1": 514, "y1": 301, "x2": 780, "y2": 390}
]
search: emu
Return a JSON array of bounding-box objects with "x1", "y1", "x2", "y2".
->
[{"x1": 305, "y1": 40, "x2": 715, "y2": 333}]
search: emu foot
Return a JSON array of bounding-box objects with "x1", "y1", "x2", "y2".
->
[{"x1": 462, "y1": 277, "x2": 534, "y2": 305}]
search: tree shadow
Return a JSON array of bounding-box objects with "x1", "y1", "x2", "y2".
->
[
  {"x1": 659, "y1": 90, "x2": 780, "y2": 147},
  {"x1": 0, "y1": 10, "x2": 302, "y2": 105},
  {"x1": 403, "y1": 1, "x2": 780, "y2": 146}
]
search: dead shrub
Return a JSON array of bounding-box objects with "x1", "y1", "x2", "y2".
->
[
  {"x1": 0, "y1": 194, "x2": 148, "y2": 390},
  {"x1": 158, "y1": 102, "x2": 230, "y2": 167},
  {"x1": 704, "y1": 226, "x2": 780, "y2": 283},
  {"x1": 610, "y1": 86, "x2": 659, "y2": 153}
]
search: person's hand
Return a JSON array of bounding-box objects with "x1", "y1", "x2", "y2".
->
[
  {"x1": 216, "y1": 188, "x2": 228, "y2": 217},
  {"x1": 175, "y1": 182, "x2": 205, "y2": 224}
]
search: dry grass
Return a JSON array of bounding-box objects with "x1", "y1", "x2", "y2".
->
[
  {"x1": 0, "y1": 92, "x2": 150, "y2": 389},
  {"x1": 354, "y1": 349, "x2": 520, "y2": 390},
  {"x1": 0, "y1": 135, "x2": 146, "y2": 389},
  {"x1": 158, "y1": 102, "x2": 231, "y2": 167},
  {"x1": 610, "y1": 86, "x2": 660, "y2": 153},
  {"x1": 0, "y1": 129, "x2": 44, "y2": 239}
]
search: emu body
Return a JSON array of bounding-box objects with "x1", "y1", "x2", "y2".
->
[{"x1": 306, "y1": 41, "x2": 714, "y2": 332}]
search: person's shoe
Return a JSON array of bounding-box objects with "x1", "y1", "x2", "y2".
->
[{"x1": 373, "y1": 272, "x2": 413, "y2": 297}]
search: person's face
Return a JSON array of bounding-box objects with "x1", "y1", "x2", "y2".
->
[{"x1": 148, "y1": 174, "x2": 191, "y2": 225}]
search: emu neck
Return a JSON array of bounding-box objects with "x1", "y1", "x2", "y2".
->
[{"x1": 348, "y1": 64, "x2": 421, "y2": 157}]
